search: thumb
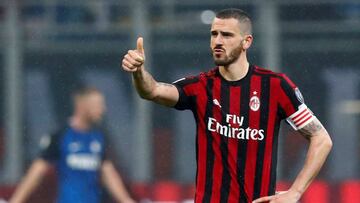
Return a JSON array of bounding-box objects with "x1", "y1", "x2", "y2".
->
[{"x1": 137, "y1": 37, "x2": 144, "y2": 53}]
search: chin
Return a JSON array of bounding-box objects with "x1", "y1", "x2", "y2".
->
[
  {"x1": 90, "y1": 118, "x2": 103, "y2": 125},
  {"x1": 214, "y1": 60, "x2": 230, "y2": 66}
]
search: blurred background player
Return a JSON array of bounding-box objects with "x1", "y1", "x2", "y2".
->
[{"x1": 9, "y1": 87, "x2": 135, "y2": 203}]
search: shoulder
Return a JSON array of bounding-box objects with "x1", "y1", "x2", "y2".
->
[
  {"x1": 49, "y1": 127, "x2": 68, "y2": 142},
  {"x1": 252, "y1": 65, "x2": 296, "y2": 86},
  {"x1": 173, "y1": 67, "x2": 217, "y2": 86},
  {"x1": 38, "y1": 126, "x2": 68, "y2": 160},
  {"x1": 91, "y1": 127, "x2": 110, "y2": 144},
  {"x1": 202, "y1": 67, "x2": 219, "y2": 78},
  {"x1": 42, "y1": 126, "x2": 71, "y2": 146},
  {"x1": 195, "y1": 67, "x2": 220, "y2": 82},
  {"x1": 252, "y1": 65, "x2": 283, "y2": 77},
  {"x1": 96, "y1": 127, "x2": 109, "y2": 139}
]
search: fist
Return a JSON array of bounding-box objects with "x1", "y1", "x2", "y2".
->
[{"x1": 122, "y1": 37, "x2": 145, "y2": 72}]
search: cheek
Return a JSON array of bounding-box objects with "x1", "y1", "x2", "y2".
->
[
  {"x1": 88, "y1": 106, "x2": 102, "y2": 116},
  {"x1": 210, "y1": 38, "x2": 215, "y2": 47}
]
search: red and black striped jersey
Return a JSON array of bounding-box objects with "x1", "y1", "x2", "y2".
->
[{"x1": 173, "y1": 65, "x2": 315, "y2": 203}]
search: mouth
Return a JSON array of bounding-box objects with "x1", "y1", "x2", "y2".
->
[
  {"x1": 213, "y1": 48, "x2": 225, "y2": 55},
  {"x1": 214, "y1": 48, "x2": 225, "y2": 53}
]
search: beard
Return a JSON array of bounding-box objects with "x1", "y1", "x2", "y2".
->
[{"x1": 213, "y1": 43, "x2": 243, "y2": 66}]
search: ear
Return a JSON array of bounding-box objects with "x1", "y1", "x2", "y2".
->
[{"x1": 242, "y1": 35, "x2": 253, "y2": 50}]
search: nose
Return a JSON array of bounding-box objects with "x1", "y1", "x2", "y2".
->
[{"x1": 214, "y1": 34, "x2": 224, "y2": 45}]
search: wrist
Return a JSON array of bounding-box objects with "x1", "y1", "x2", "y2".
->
[
  {"x1": 288, "y1": 187, "x2": 302, "y2": 200},
  {"x1": 132, "y1": 66, "x2": 144, "y2": 78}
]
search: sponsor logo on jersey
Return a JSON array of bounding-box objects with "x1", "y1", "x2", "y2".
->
[
  {"x1": 66, "y1": 153, "x2": 101, "y2": 170},
  {"x1": 207, "y1": 114, "x2": 265, "y2": 141}
]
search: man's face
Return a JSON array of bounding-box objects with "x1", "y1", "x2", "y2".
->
[
  {"x1": 78, "y1": 93, "x2": 106, "y2": 124},
  {"x1": 210, "y1": 17, "x2": 245, "y2": 66}
]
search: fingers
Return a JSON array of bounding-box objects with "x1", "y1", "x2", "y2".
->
[
  {"x1": 137, "y1": 37, "x2": 144, "y2": 53},
  {"x1": 122, "y1": 50, "x2": 145, "y2": 72},
  {"x1": 252, "y1": 195, "x2": 276, "y2": 203},
  {"x1": 121, "y1": 37, "x2": 145, "y2": 73},
  {"x1": 122, "y1": 58, "x2": 138, "y2": 72},
  {"x1": 128, "y1": 50, "x2": 144, "y2": 63}
]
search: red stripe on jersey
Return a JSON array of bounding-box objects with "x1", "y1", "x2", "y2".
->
[
  {"x1": 194, "y1": 80, "x2": 208, "y2": 203},
  {"x1": 227, "y1": 86, "x2": 241, "y2": 202},
  {"x1": 245, "y1": 75, "x2": 262, "y2": 201},
  {"x1": 260, "y1": 77, "x2": 280, "y2": 196},
  {"x1": 210, "y1": 77, "x2": 223, "y2": 203}
]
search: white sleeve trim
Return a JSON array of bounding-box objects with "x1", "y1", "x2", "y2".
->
[{"x1": 286, "y1": 104, "x2": 315, "y2": 130}]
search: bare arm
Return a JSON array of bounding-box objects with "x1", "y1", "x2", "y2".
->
[
  {"x1": 288, "y1": 118, "x2": 332, "y2": 195},
  {"x1": 253, "y1": 117, "x2": 332, "y2": 203},
  {"x1": 122, "y1": 37, "x2": 179, "y2": 107},
  {"x1": 9, "y1": 159, "x2": 51, "y2": 203},
  {"x1": 101, "y1": 160, "x2": 135, "y2": 203}
]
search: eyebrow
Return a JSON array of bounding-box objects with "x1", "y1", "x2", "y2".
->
[{"x1": 210, "y1": 30, "x2": 235, "y2": 36}]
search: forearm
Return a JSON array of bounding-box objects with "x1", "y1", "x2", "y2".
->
[
  {"x1": 10, "y1": 160, "x2": 49, "y2": 203},
  {"x1": 102, "y1": 162, "x2": 133, "y2": 202},
  {"x1": 289, "y1": 129, "x2": 332, "y2": 196},
  {"x1": 104, "y1": 175, "x2": 132, "y2": 202},
  {"x1": 123, "y1": 37, "x2": 179, "y2": 106},
  {"x1": 132, "y1": 67, "x2": 158, "y2": 100}
]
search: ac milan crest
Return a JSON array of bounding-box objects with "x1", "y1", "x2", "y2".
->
[{"x1": 249, "y1": 95, "x2": 260, "y2": 111}]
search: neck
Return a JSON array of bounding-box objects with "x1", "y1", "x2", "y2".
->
[
  {"x1": 70, "y1": 114, "x2": 90, "y2": 131},
  {"x1": 219, "y1": 53, "x2": 249, "y2": 81}
]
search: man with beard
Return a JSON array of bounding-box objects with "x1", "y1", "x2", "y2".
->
[
  {"x1": 121, "y1": 8, "x2": 332, "y2": 203},
  {"x1": 10, "y1": 87, "x2": 135, "y2": 203}
]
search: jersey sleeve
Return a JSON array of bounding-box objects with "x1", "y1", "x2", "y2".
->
[
  {"x1": 172, "y1": 76, "x2": 199, "y2": 110},
  {"x1": 99, "y1": 127, "x2": 118, "y2": 162},
  {"x1": 102, "y1": 132, "x2": 113, "y2": 161},
  {"x1": 278, "y1": 74, "x2": 316, "y2": 130},
  {"x1": 38, "y1": 131, "x2": 62, "y2": 162}
]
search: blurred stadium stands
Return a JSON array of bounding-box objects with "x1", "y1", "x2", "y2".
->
[{"x1": 0, "y1": 0, "x2": 359, "y2": 202}]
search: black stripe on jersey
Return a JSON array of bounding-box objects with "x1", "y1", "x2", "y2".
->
[
  {"x1": 269, "y1": 107, "x2": 282, "y2": 195},
  {"x1": 278, "y1": 101, "x2": 288, "y2": 119},
  {"x1": 202, "y1": 79, "x2": 215, "y2": 203},
  {"x1": 253, "y1": 76, "x2": 270, "y2": 199},
  {"x1": 173, "y1": 76, "x2": 199, "y2": 110},
  {"x1": 280, "y1": 79, "x2": 299, "y2": 109},
  {"x1": 220, "y1": 82, "x2": 231, "y2": 203},
  {"x1": 237, "y1": 80, "x2": 250, "y2": 203}
]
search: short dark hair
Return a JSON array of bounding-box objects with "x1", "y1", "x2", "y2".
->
[{"x1": 215, "y1": 8, "x2": 252, "y2": 35}]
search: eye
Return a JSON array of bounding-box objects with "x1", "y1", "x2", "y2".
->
[
  {"x1": 211, "y1": 31, "x2": 218, "y2": 37},
  {"x1": 222, "y1": 32, "x2": 233, "y2": 37}
]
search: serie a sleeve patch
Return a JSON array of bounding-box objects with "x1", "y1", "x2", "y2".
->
[{"x1": 286, "y1": 104, "x2": 315, "y2": 130}]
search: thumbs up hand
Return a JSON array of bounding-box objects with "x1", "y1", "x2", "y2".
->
[{"x1": 122, "y1": 37, "x2": 145, "y2": 72}]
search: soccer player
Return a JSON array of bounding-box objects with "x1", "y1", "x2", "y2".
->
[
  {"x1": 9, "y1": 87, "x2": 135, "y2": 203},
  {"x1": 121, "y1": 8, "x2": 332, "y2": 203}
]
